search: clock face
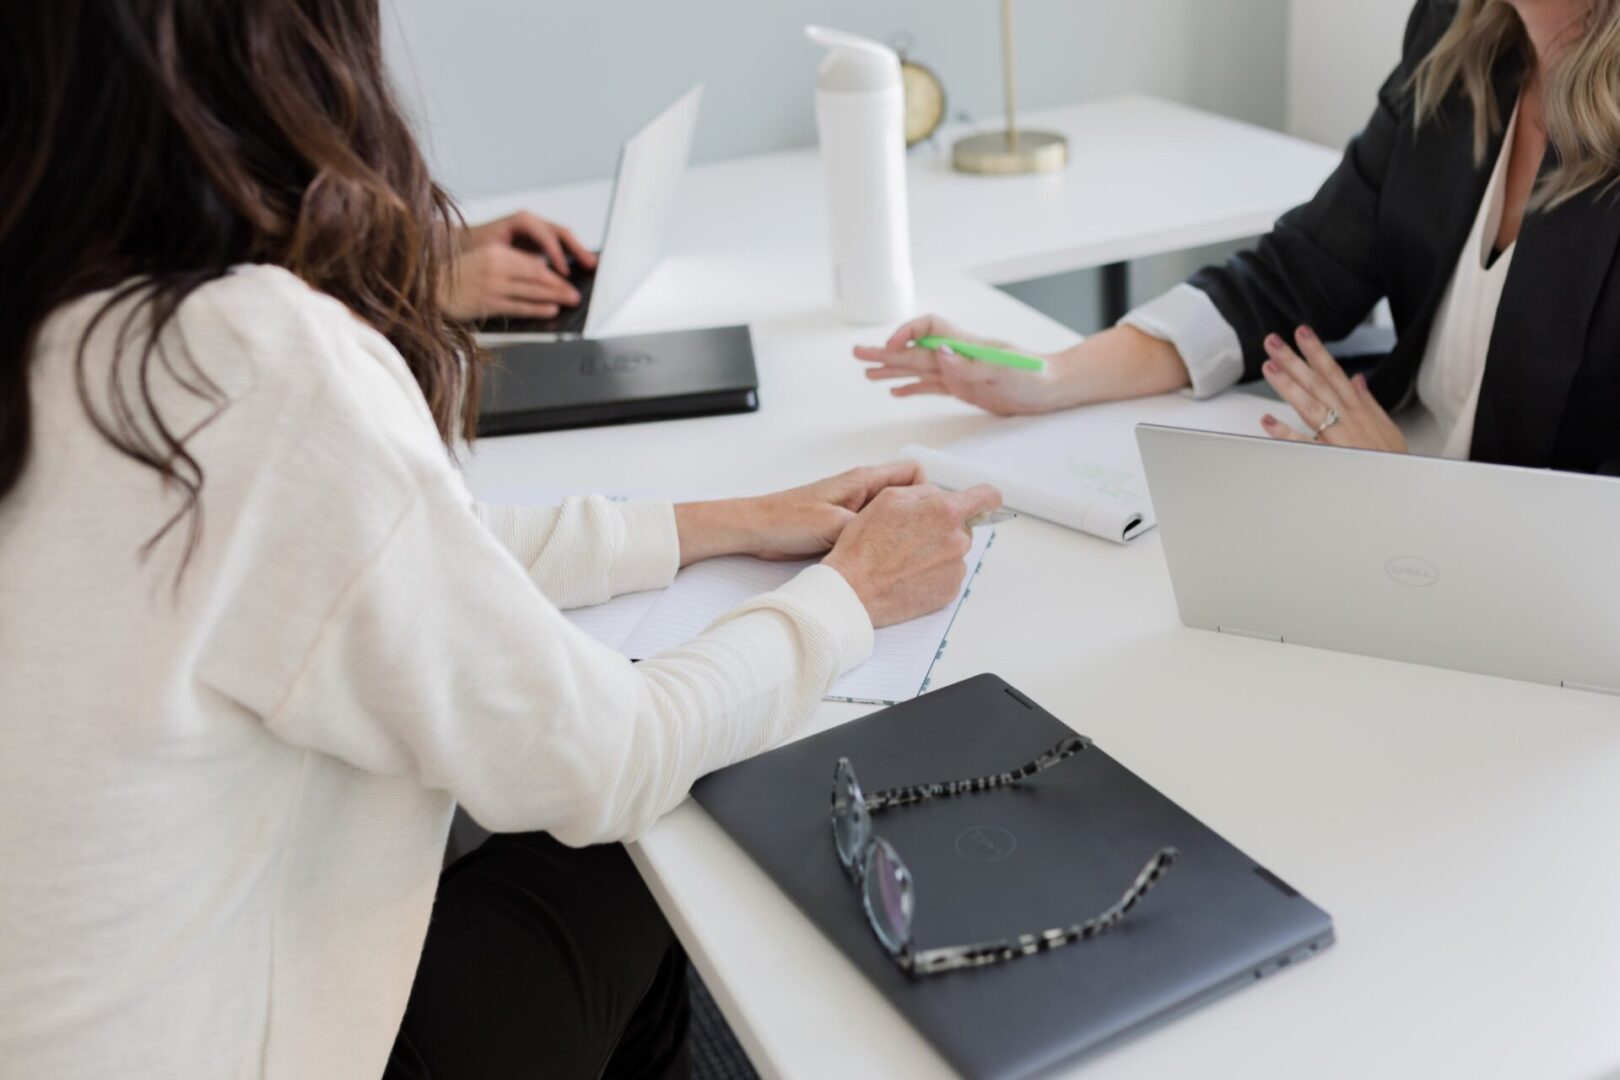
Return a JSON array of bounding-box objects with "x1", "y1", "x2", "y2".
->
[{"x1": 900, "y1": 60, "x2": 946, "y2": 147}]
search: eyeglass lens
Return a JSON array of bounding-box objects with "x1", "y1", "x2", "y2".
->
[{"x1": 862, "y1": 836, "x2": 913, "y2": 955}]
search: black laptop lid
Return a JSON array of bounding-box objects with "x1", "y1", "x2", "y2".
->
[
  {"x1": 692, "y1": 674, "x2": 1334, "y2": 1080},
  {"x1": 478, "y1": 324, "x2": 759, "y2": 435}
]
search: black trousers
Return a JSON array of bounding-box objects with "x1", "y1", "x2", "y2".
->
[{"x1": 385, "y1": 831, "x2": 691, "y2": 1080}]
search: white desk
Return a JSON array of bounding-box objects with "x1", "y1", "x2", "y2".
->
[{"x1": 462, "y1": 97, "x2": 1620, "y2": 1080}]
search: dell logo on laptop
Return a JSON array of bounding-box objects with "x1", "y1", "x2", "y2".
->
[
  {"x1": 579, "y1": 351, "x2": 654, "y2": 377},
  {"x1": 1385, "y1": 556, "x2": 1439, "y2": 588},
  {"x1": 954, "y1": 825, "x2": 1018, "y2": 864}
]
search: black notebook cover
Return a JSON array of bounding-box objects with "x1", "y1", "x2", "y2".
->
[
  {"x1": 478, "y1": 324, "x2": 759, "y2": 436},
  {"x1": 692, "y1": 674, "x2": 1334, "y2": 1079}
]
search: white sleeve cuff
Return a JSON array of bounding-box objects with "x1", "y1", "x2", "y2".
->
[
  {"x1": 725, "y1": 564, "x2": 875, "y2": 676},
  {"x1": 1119, "y1": 284, "x2": 1244, "y2": 399},
  {"x1": 608, "y1": 500, "x2": 681, "y2": 596},
  {"x1": 472, "y1": 496, "x2": 680, "y2": 607}
]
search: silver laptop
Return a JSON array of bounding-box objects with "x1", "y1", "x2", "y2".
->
[
  {"x1": 1137, "y1": 425, "x2": 1620, "y2": 697},
  {"x1": 476, "y1": 84, "x2": 702, "y2": 340}
]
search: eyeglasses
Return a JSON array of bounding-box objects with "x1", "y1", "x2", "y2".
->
[{"x1": 831, "y1": 735, "x2": 1179, "y2": 978}]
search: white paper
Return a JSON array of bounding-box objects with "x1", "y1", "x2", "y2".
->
[
  {"x1": 621, "y1": 529, "x2": 994, "y2": 705},
  {"x1": 904, "y1": 446, "x2": 1146, "y2": 543},
  {"x1": 562, "y1": 589, "x2": 661, "y2": 650},
  {"x1": 468, "y1": 482, "x2": 991, "y2": 703},
  {"x1": 620, "y1": 557, "x2": 801, "y2": 656},
  {"x1": 903, "y1": 391, "x2": 1300, "y2": 543}
]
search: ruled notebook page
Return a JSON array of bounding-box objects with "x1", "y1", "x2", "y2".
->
[
  {"x1": 620, "y1": 528, "x2": 994, "y2": 704},
  {"x1": 562, "y1": 589, "x2": 661, "y2": 651}
]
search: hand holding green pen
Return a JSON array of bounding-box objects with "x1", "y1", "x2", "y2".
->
[
  {"x1": 853, "y1": 315, "x2": 1061, "y2": 416},
  {"x1": 913, "y1": 336, "x2": 1048, "y2": 373}
]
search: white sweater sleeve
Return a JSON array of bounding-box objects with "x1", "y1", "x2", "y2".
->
[
  {"x1": 472, "y1": 498, "x2": 680, "y2": 607},
  {"x1": 267, "y1": 471, "x2": 873, "y2": 845}
]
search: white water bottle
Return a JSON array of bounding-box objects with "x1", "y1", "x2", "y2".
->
[{"x1": 806, "y1": 26, "x2": 915, "y2": 326}]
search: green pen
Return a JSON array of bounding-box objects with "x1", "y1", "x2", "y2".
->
[{"x1": 913, "y1": 336, "x2": 1048, "y2": 373}]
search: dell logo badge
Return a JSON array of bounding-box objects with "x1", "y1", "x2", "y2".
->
[
  {"x1": 954, "y1": 825, "x2": 1018, "y2": 864},
  {"x1": 1385, "y1": 556, "x2": 1439, "y2": 588}
]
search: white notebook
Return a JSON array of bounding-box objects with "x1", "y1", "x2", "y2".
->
[
  {"x1": 902, "y1": 391, "x2": 1302, "y2": 545},
  {"x1": 564, "y1": 529, "x2": 994, "y2": 705}
]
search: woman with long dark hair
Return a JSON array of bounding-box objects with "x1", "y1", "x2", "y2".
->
[
  {"x1": 0, "y1": 2, "x2": 998, "y2": 1076},
  {"x1": 859, "y1": 0, "x2": 1620, "y2": 476}
]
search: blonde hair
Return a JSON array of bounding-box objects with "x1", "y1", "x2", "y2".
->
[{"x1": 1413, "y1": 0, "x2": 1620, "y2": 208}]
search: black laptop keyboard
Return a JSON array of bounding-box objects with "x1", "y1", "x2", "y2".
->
[{"x1": 472, "y1": 261, "x2": 598, "y2": 336}]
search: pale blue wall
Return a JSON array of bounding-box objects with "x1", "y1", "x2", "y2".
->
[{"x1": 385, "y1": 0, "x2": 1290, "y2": 200}]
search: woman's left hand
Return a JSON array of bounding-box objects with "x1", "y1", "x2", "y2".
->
[
  {"x1": 1258, "y1": 326, "x2": 1407, "y2": 453},
  {"x1": 675, "y1": 462, "x2": 928, "y2": 565}
]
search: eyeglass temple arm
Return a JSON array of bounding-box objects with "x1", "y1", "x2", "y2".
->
[
  {"x1": 864, "y1": 735, "x2": 1092, "y2": 812},
  {"x1": 903, "y1": 847, "x2": 1179, "y2": 977}
]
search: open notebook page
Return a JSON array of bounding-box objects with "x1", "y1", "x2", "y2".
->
[
  {"x1": 902, "y1": 391, "x2": 1302, "y2": 544},
  {"x1": 561, "y1": 589, "x2": 661, "y2": 651},
  {"x1": 621, "y1": 528, "x2": 994, "y2": 705},
  {"x1": 469, "y1": 483, "x2": 990, "y2": 703}
]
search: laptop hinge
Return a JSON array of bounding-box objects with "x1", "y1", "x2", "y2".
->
[
  {"x1": 1217, "y1": 626, "x2": 1284, "y2": 644},
  {"x1": 1561, "y1": 680, "x2": 1620, "y2": 698}
]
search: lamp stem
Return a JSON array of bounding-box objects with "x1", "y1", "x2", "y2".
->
[{"x1": 1000, "y1": 0, "x2": 1018, "y2": 145}]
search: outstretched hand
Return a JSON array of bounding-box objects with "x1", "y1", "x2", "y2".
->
[{"x1": 1258, "y1": 326, "x2": 1406, "y2": 453}]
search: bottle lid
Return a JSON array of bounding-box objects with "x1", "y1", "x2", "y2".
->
[{"x1": 805, "y1": 26, "x2": 900, "y2": 93}]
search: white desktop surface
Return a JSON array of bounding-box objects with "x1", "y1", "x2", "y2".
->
[{"x1": 460, "y1": 97, "x2": 1620, "y2": 1079}]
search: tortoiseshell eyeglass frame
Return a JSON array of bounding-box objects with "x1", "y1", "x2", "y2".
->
[{"x1": 831, "y1": 735, "x2": 1180, "y2": 977}]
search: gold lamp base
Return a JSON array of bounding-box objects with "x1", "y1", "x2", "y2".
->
[{"x1": 951, "y1": 129, "x2": 1068, "y2": 175}]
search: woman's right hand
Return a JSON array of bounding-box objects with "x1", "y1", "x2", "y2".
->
[
  {"x1": 853, "y1": 315, "x2": 1062, "y2": 416},
  {"x1": 855, "y1": 316, "x2": 1195, "y2": 417},
  {"x1": 443, "y1": 212, "x2": 596, "y2": 321},
  {"x1": 822, "y1": 482, "x2": 1002, "y2": 627},
  {"x1": 444, "y1": 242, "x2": 581, "y2": 321}
]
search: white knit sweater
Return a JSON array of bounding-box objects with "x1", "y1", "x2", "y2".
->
[{"x1": 0, "y1": 265, "x2": 873, "y2": 1078}]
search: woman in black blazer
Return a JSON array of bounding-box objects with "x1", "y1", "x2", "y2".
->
[{"x1": 857, "y1": 0, "x2": 1620, "y2": 476}]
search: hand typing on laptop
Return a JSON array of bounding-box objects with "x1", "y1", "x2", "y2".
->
[{"x1": 444, "y1": 210, "x2": 597, "y2": 320}]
